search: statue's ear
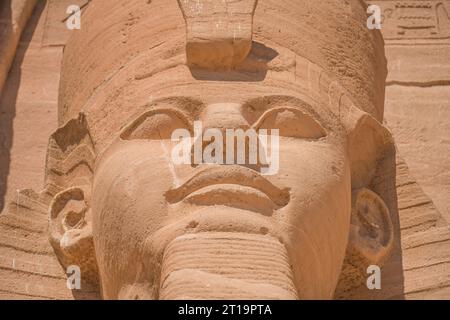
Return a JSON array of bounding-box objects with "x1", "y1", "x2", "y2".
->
[
  {"x1": 336, "y1": 100, "x2": 397, "y2": 297},
  {"x1": 345, "y1": 112, "x2": 394, "y2": 190},
  {"x1": 45, "y1": 113, "x2": 98, "y2": 287},
  {"x1": 48, "y1": 187, "x2": 99, "y2": 286},
  {"x1": 348, "y1": 188, "x2": 394, "y2": 265},
  {"x1": 342, "y1": 106, "x2": 396, "y2": 264}
]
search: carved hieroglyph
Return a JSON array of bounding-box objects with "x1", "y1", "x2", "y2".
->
[
  {"x1": 370, "y1": 0, "x2": 450, "y2": 41},
  {"x1": 0, "y1": 0, "x2": 449, "y2": 300}
]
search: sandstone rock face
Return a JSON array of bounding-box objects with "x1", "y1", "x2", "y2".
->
[
  {"x1": 0, "y1": 0, "x2": 94, "y2": 299},
  {"x1": 0, "y1": 0, "x2": 449, "y2": 300},
  {"x1": 370, "y1": 0, "x2": 450, "y2": 223},
  {"x1": 0, "y1": 0, "x2": 37, "y2": 95}
]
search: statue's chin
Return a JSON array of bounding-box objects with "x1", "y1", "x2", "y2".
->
[
  {"x1": 112, "y1": 207, "x2": 299, "y2": 300},
  {"x1": 157, "y1": 232, "x2": 298, "y2": 300}
]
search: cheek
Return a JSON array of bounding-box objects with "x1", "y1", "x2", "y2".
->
[
  {"x1": 90, "y1": 142, "x2": 176, "y2": 295},
  {"x1": 274, "y1": 139, "x2": 351, "y2": 298},
  {"x1": 274, "y1": 139, "x2": 348, "y2": 200},
  {"x1": 275, "y1": 139, "x2": 351, "y2": 239}
]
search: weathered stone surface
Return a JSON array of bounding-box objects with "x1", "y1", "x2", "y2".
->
[
  {"x1": 0, "y1": 0, "x2": 61, "y2": 217},
  {"x1": 0, "y1": 0, "x2": 37, "y2": 95},
  {"x1": 0, "y1": 0, "x2": 449, "y2": 300},
  {"x1": 370, "y1": 0, "x2": 450, "y2": 222},
  {"x1": 42, "y1": 0, "x2": 89, "y2": 47}
]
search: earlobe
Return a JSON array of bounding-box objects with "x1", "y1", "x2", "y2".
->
[
  {"x1": 49, "y1": 187, "x2": 99, "y2": 287},
  {"x1": 348, "y1": 188, "x2": 394, "y2": 265}
]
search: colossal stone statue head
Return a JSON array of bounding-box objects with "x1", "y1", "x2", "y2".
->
[{"x1": 46, "y1": 0, "x2": 395, "y2": 299}]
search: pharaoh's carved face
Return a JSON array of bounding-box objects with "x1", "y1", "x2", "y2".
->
[
  {"x1": 90, "y1": 81, "x2": 353, "y2": 300},
  {"x1": 48, "y1": 1, "x2": 394, "y2": 300}
]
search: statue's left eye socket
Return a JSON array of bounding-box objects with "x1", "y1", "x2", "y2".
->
[
  {"x1": 254, "y1": 107, "x2": 326, "y2": 139},
  {"x1": 120, "y1": 109, "x2": 192, "y2": 140}
]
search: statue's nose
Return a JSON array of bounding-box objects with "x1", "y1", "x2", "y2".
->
[
  {"x1": 195, "y1": 103, "x2": 264, "y2": 170},
  {"x1": 200, "y1": 103, "x2": 250, "y2": 132}
]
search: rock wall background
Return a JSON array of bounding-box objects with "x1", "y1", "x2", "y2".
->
[
  {"x1": 0, "y1": 0, "x2": 87, "y2": 216},
  {"x1": 370, "y1": 0, "x2": 450, "y2": 223}
]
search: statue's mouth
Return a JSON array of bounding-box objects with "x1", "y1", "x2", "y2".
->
[
  {"x1": 164, "y1": 165, "x2": 290, "y2": 208},
  {"x1": 182, "y1": 184, "x2": 276, "y2": 216}
]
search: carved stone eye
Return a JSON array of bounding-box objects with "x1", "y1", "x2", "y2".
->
[
  {"x1": 120, "y1": 109, "x2": 192, "y2": 140},
  {"x1": 254, "y1": 107, "x2": 326, "y2": 139}
]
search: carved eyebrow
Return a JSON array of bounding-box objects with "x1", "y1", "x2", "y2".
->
[
  {"x1": 120, "y1": 108, "x2": 193, "y2": 140},
  {"x1": 143, "y1": 97, "x2": 205, "y2": 118},
  {"x1": 252, "y1": 106, "x2": 327, "y2": 139},
  {"x1": 243, "y1": 95, "x2": 316, "y2": 112},
  {"x1": 242, "y1": 95, "x2": 326, "y2": 126}
]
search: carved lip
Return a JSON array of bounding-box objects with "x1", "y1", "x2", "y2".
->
[
  {"x1": 185, "y1": 184, "x2": 276, "y2": 216},
  {"x1": 164, "y1": 166, "x2": 290, "y2": 207}
]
